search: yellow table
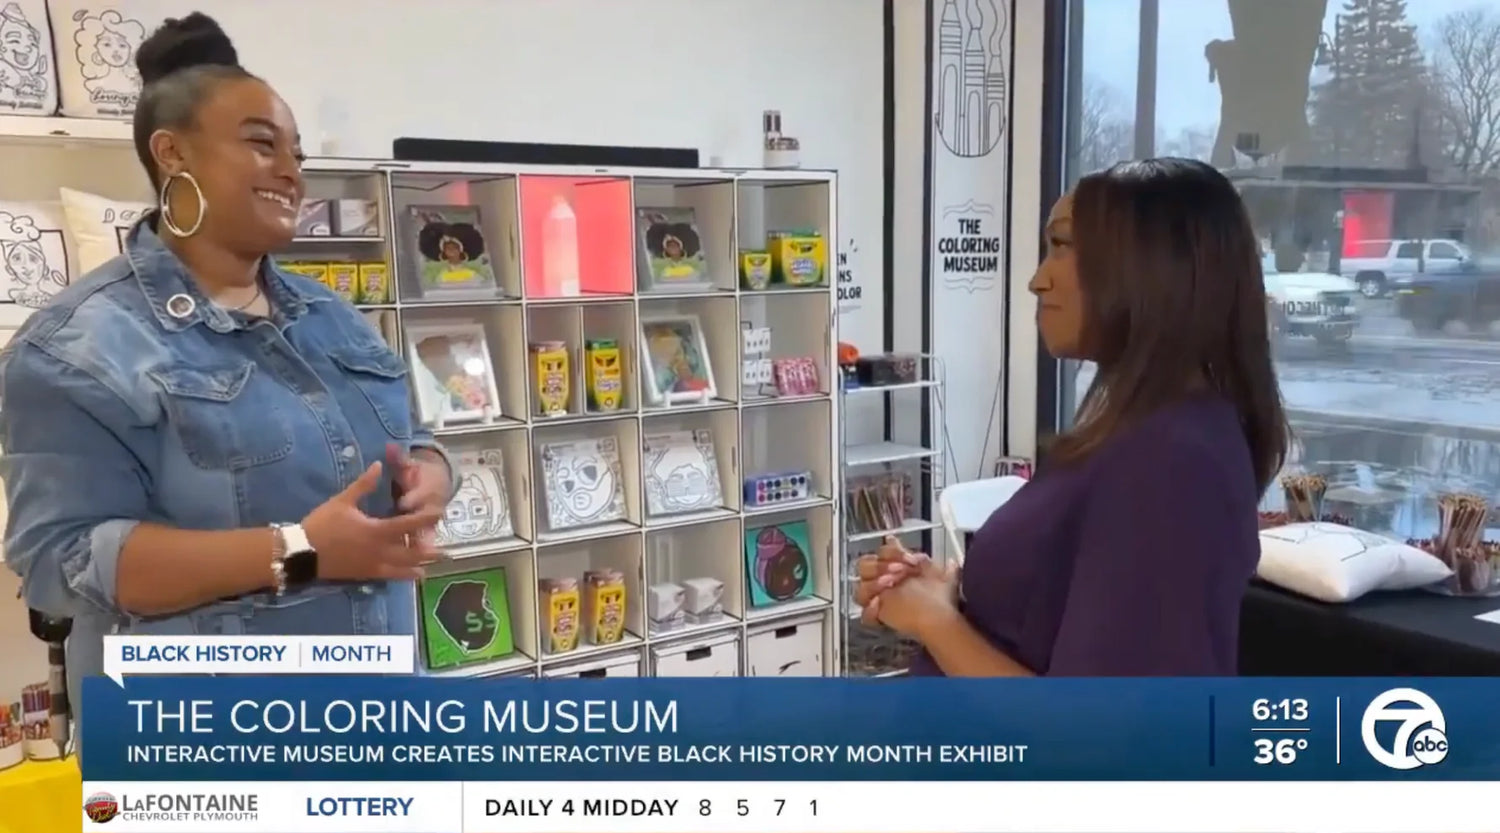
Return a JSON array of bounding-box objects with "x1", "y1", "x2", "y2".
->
[{"x1": 0, "y1": 757, "x2": 80, "y2": 833}]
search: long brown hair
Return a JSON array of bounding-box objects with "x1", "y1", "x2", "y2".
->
[{"x1": 1051, "y1": 157, "x2": 1288, "y2": 492}]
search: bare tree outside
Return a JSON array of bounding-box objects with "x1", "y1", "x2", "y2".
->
[
  {"x1": 1428, "y1": 7, "x2": 1500, "y2": 177},
  {"x1": 1074, "y1": 75, "x2": 1133, "y2": 175}
]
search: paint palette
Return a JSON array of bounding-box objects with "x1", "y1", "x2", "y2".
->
[{"x1": 743, "y1": 471, "x2": 813, "y2": 508}]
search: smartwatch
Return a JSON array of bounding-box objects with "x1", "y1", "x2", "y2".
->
[{"x1": 271, "y1": 523, "x2": 319, "y2": 595}]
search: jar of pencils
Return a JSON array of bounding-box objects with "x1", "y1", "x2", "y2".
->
[{"x1": 1413, "y1": 492, "x2": 1500, "y2": 597}]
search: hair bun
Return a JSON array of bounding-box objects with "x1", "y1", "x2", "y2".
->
[{"x1": 135, "y1": 12, "x2": 239, "y2": 85}]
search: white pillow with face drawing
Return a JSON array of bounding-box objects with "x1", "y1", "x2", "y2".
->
[
  {"x1": 0, "y1": 201, "x2": 70, "y2": 310},
  {"x1": 59, "y1": 187, "x2": 151, "y2": 274},
  {"x1": 0, "y1": 0, "x2": 59, "y2": 115},
  {"x1": 49, "y1": 1, "x2": 156, "y2": 119}
]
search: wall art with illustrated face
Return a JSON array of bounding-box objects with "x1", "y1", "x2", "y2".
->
[
  {"x1": 744, "y1": 521, "x2": 814, "y2": 607},
  {"x1": 51, "y1": 3, "x2": 150, "y2": 119},
  {"x1": 0, "y1": 202, "x2": 69, "y2": 309},
  {"x1": 0, "y1": 1, "x2": 58, "y2": 116},
  {"x1": 642, "y1": 429, "x2": 723, "y2": 517},
  {"x1": 403, "y1": 319, "x2": 502, "y2": 425},
  {"x1": 434, "y1": 448, "x2": 514, "y2": 548},
  {"x1": 539, "y1": 436, "x2": 627, "y2": 531},
  {"x1": 402, "y1": 205, "x2": 498, "y2": 298},
  {"x1": 418, "y1": 568, "x2": 515, "y2": 670}
]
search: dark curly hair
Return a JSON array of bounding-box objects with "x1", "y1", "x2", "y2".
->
[
  {"x1": 643, "y1": 217, "x2": 702, "y2": 260},
  {"x1": 132, "y1": 13, "x2": 253, "y2": 190},
  {"x1": 417, "y1": 220, "x2": 486, "y2": 264}
]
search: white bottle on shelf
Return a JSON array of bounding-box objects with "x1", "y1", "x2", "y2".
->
[{"x1": 542, "y1": 193, "x2": 580, "y2": 297}]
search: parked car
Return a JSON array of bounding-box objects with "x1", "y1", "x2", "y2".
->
[
  {"x1": 1393, "y1": 263, "x2": 1500, "y2": 335},
  {"x1": 1339, "y1": 238, "x2": 1472, "y2": 299},
  {"x1": 1264, "y1": 253, "x2": 1360, "y2": 346}
]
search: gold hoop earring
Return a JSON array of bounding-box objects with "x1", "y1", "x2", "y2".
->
[{"x1": 159, "y1": 171, "x2": 206, "y2": 238}]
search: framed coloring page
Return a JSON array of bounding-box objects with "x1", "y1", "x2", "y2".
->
[
  {"x1": 538, "y1": 436, "x2": 627, "y2": 531},
  {"x1": 404, "y1": 319, "x2": 502, "y2": 425},
  {"x1": 435, "y1": 448, "x2": 515, "y2": 548},
  {"x1": 403, "y1": 205, "x2": 500, "y2": 299},
  {"x1": 642, "y1": 429, "x2": 723, "y2": 517},
  {"x1": 638, "y1": 314, "x2": 716, "y2": 405}
]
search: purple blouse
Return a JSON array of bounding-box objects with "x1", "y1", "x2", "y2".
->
[{"x1": 909, "y1": 396, "x2": 1260, "y2": 676}]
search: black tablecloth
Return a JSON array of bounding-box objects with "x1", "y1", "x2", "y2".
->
[{"x1": 1239, "y1": 581, "x2": 1500, "y2": 675}]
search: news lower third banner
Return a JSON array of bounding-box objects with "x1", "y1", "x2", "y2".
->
[
  {"x1": 79, "y1": 677, "x2": 1500, "y2": 833},
  {"x1": 83, "y1": 675, "x2": 1499, "y2": 782},
  {"x1": 74, "y1": 636, "x2": 1500, "y2": 831}
]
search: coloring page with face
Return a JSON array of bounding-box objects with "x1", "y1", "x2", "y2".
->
[
  {"x1": 0, "y1": 1, "x2": 58, "y2": 115},
  {"x1": 642, "y1": 429, "x2": 723, "y2": 517},
  {"x1": 539, "y1": 437, "x2": 626, "y2": 531},
  {"x1": 434, "y1": 448, "x2": 514, "y2": 548},
  {"x1": 0, "y1": 202, "x2": 70, "y2": 310},
  {"x1": 51, "y1": 2, "x2": 152, "y2": 119}
]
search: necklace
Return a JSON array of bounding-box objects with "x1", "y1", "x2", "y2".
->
[{"x1": 223, "y1": 285, "x2": 263, "y2": 312}]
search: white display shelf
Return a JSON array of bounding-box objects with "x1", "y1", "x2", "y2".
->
[
  {"x1": 846, "y1": 441, "x2": 938, "y2": 467},
  {"x1": 0, "y1": 128, "x2": 843, "y2": 681},
  {"x1": 838, "y1": 355, "x2": 947, "y2": 678}
]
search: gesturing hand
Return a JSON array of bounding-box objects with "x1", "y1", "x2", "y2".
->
[
  {"x1": 302, "y1": 462, "x2": 444, "y2": 582},
  {"x1": 389, "y1": 442, "x2": 451, "y2": 515}
]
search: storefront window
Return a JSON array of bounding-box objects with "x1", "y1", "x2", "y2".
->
[{"x1": 1059, "y1": 0, "x2": 1500, "y2": 538}]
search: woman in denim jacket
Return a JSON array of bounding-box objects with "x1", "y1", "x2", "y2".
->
[{"x1": 0, "y1": 14, "x2": 453, "y2": 721}]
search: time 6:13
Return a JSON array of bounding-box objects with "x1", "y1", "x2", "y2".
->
[{"x1": 1252, "y1": 698, "x2": 1309, "y2": 721}]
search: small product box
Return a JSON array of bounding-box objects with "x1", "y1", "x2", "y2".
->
[
  {"x1": 539, "y1": 577, "x2": 580, "y2": 655},
  {"x1": 326, "y1": 262, "x2": 359, "y2": 303},
  {"x1": 296, "y1": 199, "x2": 333, "y2": 236},
  {"x1": 333, "y1": 199, "x2": 380, "y2": 237},
  {"x1": 357, "y1": 263, "x2": 391, "y2": 304},
  {"x1": 646, "y1": 582, "x2": 686, "y2": 634},
  {"x1": 583, "y1": 569, "x2": 627, "y2": 646},
  {"x1": 767, "y1": 230, "x2": 826, "y2": 286},
  {"x1": 682, "y1": 577, "x2": 725, "y2": 624},
  {"x1": 279, "y1": 261, "x2": 330, "y2": 288}
]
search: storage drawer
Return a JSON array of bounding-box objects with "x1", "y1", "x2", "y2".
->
[
  {"x1": 745, "y1": 613, "x2": 825, "y2": 677},
  {"x1": 652, "y1": 631, "x2": 740, "y2": 677},
  {"x1": 543, "y1": 650, "x2": 642, "y2": 678}
]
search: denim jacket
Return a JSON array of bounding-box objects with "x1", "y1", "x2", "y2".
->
[{"x1": 0, "y1": 218, "x2": 448, "y2": 708}]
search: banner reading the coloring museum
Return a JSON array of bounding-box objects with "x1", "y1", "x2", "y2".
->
[{"x1": 928, "y1": 0, "x2": 1011, "y2": 475}]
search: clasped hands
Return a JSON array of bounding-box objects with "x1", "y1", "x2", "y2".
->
[
  {"x1": 302, "y1": 443, "x2": 451, "y2": 582},
  {"x1": 853, "y1": 536, "x2": 960, "y2": 640}
]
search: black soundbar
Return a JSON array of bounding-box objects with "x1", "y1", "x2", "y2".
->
[{"x1": 392, "y1": 138, "x2": 700, "y2": 170}]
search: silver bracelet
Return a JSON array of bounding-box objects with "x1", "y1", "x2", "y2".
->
[{"x1": 268, "y1": 524, "x2": 288, "y2": 596}]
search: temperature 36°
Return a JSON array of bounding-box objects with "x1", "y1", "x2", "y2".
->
[{"x1": 1253, "y1": 737, "x2": 1308, "y2": 765}]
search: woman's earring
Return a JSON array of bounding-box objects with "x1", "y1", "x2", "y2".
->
[{"x1": 159, "y1": 171, "x2": 206, "y2": 238}]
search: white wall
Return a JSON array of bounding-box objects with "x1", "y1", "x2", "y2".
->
[{"x1": 0, "y1": 0, "x2": 887, "y2": 697}]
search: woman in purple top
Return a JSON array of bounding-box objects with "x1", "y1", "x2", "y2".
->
[{"x1": 858, "y1": 158, "x2": 1288, "y2": 676}]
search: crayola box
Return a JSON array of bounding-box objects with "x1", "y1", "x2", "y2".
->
[
  {"x1": 767, "y1": 231, "x2": 827, "y2": 286},
  {"x1": 279, "y1": 261, "x2": 330, "y2": 287}
]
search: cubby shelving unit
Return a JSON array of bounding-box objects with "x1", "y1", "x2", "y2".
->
[
  {"x1": 838, "y1": 354, "x2": 946, "y2": 677},
  {"x1": 0, "y1": 116, "x2": 843, "y2": 681}
]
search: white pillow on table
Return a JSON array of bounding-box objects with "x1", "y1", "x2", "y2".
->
[{"x1": 1257, "y1": 522, "x2": 1452, "y2": 603}]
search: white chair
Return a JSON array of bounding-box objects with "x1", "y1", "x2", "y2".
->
[{"x1": 939, "y1": 475, "x2": 1027, "y2": 565}]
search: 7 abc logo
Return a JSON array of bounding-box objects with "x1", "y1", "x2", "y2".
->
[{"x1": 1361, "y1": 687, "x2": 1448, "y2": 770}]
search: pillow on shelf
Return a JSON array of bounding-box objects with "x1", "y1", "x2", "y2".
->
[
  {"x1": 1257, "y1": 522, "x2": 1452, "y2": 603},
  {"x1": 59, "y1": 187, "x2": 148, "y2": 273},
  {"x1": 49, "y1": 2, "x2": 154, "y2": 119},
  {"x1": 0, "y1": 200, "x2": 71, "y2": 308},
  {"x1": 0, "y1": 0, "x2": 60, "y2": 116}
]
